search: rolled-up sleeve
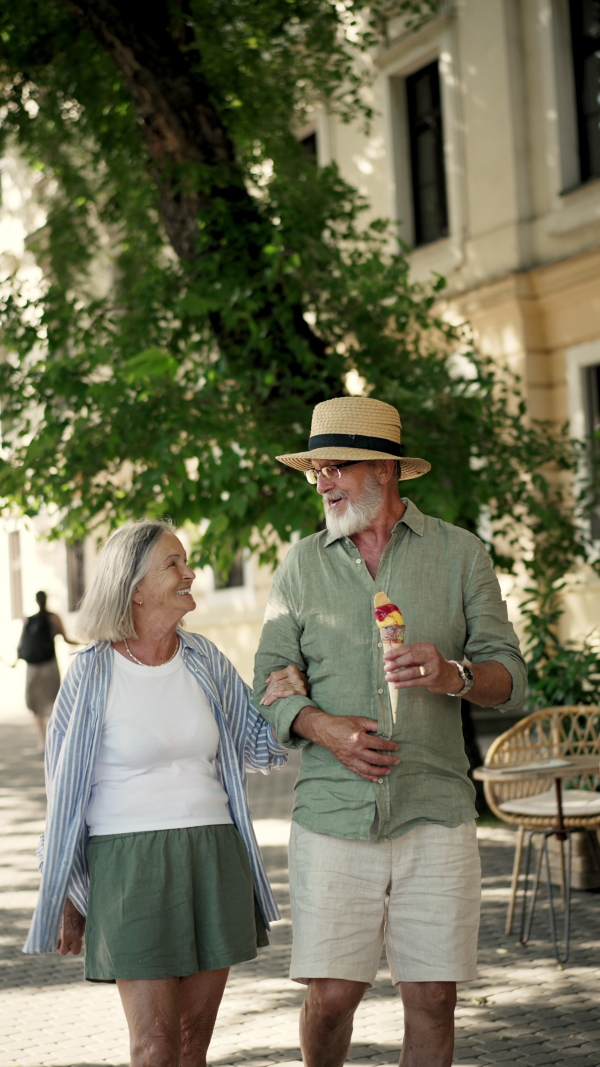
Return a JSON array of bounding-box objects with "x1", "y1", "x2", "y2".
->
[
  {"x1": 253, "y1": 564, "x2": 318, "y2": 746},
  {"x1": 464, "y1": 543, "x2": 527, "y2": 712}
]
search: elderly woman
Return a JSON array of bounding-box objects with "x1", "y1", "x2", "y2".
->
[{"x1": 24, "y1": 519, "x2": 306, "y2": 1067}]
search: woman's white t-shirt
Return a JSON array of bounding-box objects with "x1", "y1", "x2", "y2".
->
[{"x1": 86, "y1": 647, "x2": 233, "y2": 836}]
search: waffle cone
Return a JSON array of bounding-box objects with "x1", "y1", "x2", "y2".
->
[{"x1": 382, "y1": 633, "x2": 405, "y2": 721}]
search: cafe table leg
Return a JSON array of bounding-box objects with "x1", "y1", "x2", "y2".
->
[
  {"x1": 543, "y1": 828, "x2": 572, "y2": 967},
  {"x1": 520, "y1": 830, "x2": 544, "y2": 945},
  {"x1": 554, "y1": 777, "x2": 568, "y2": 907}
]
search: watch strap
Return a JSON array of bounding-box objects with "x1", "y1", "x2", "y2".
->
[{"x1": 446, "y1": 660, "x2": 474, "y2": 698}]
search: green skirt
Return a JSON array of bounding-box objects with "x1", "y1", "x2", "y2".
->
[{"x1": 85, "y1": 823, "x2": 268, "y2": 982}]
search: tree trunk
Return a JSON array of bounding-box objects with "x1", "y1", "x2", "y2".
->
[{"x1": 63, "y1": 0, "x2": 332, "y2": 390}]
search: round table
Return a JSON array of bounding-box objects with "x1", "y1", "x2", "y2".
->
[
  {"x1": 473, "y1": 755, "x2": 600, "y2": 836},
  {"x1": 473, "y1": 754, "x2": 600, "y2": 965}
]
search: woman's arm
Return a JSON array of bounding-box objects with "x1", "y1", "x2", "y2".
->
[
  {"x1": 260, "y1": 665, "x2": 309, "y2": 706},
  {"x1": 208, "y1": 645, "x2": 291, "y2": 770}
]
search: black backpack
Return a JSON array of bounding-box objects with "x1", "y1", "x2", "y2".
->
[{"x1": 17, "y1": 613, "x2": 56, "y2": 664}]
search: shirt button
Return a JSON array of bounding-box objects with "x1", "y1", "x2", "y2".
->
[
  {"x1": 355, "y1": 558, "x2": 362, "y2": 564},
  {"x1": 378, "y1": 642, "x2": 382, "y2": 648},
  {"x1": 377, "y1": 777, "x2": 383, "y2": 785},
  {"x1": 377, "y1": 688, "x2": 383, "y2": 694}
]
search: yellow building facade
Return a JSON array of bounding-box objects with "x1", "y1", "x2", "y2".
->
[
  {"x1": 198, "y1": 1, "x2": 600, "y2": 678},
  {"x1": 298, "y1": 0, "x2": 600, "y2": 648}
]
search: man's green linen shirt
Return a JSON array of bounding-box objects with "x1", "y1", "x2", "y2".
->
[{"x1": 254, "y1": 498, "x2": 526, "y2": 842}]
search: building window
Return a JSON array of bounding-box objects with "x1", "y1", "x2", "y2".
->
[
  {"x1": 406, "y1": 60, "x2": 449, "y2": 246},
  {"x1": 586, "y1": 362, "x2": 600, "y2": 538},
  {"x1": 66, "y1": 540, "x2": 85, "y2": 611},
  {"x1": 213, "y1": 549, "x2": 245, "y2": 590},
  {"x1": 300, "y1": 131, "x2": 318, "y2": 163},
  {"x1": 569, "y1": 0, "x2": 600, "y2": 183},
  {"x1": 8, "y1": 531, "x2": 23, "y2": 620}
]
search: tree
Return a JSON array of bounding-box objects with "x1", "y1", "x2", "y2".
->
[{"x1": 0, "y1": 0, "x2": 596, "y2": 607}]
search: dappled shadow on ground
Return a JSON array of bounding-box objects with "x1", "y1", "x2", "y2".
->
[
  {"x1": 0, "y1": 724, "x2": 45, "y2": 790},
  {"x1": 3, "y1": 724, "x2": 600, "y2": 1066}
]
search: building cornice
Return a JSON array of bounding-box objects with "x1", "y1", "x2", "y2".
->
[
  {"x1": 374, "y1": 2, "x2": 455, "y2": 71},
  {"x1": 442, "y1": 245, "x2": 600, "y2": 312}
]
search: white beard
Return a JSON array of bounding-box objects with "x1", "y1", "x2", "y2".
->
[{"x1": 324, "y1": 473, "x2": 383, "y2": 538}]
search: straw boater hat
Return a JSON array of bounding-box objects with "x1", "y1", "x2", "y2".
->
[{"x1": 276, "y1": 397, "x2": 431, "y2": 481}]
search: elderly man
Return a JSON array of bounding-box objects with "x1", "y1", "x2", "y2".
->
[{"x1": 254, "y1": 396, "x2": 526, "y2": 1067}]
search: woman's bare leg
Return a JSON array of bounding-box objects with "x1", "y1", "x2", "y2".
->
[
  {"x1": 179, "y1": 968, "x2": 230, "y2": 1066},
  {"x1": 117, "y1": 968, "x2": 229, "y2": 1067},
  {"x1": 117, "y1": 976, "x2": 180, "y2": 1067}
]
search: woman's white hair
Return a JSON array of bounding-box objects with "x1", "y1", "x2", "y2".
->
[{"x1": 76, "y1": 518, "x2": 176, "y2": 642}]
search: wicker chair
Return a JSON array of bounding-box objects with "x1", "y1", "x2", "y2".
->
[{"x1": 483, "y1": 706, "x2": 600, "y2": 936}]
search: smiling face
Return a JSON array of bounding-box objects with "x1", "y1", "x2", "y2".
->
[
  {"x1": 135, "y1": 532, "x2": 196, "y2": 625},
  {"x1": 314, "y1": 460, "x2": 385, "y2": 538}
]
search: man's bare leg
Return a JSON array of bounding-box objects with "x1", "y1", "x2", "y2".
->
[
  {"x1": 398, "y1": 981, "x2": 456, "y2": 1067},
  {"x1": 300, "y1": 978, "x2": 367, "y2": 1067}
]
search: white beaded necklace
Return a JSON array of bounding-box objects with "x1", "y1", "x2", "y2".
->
[{"x1": 123, "y1": 635, "x2": 180, "y2": 667}]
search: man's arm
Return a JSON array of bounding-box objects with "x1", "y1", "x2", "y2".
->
[
  {"x1": 290, "y1": 705, "x2": 400, "y2": 784},
  {"x1": 254, "y1": 565, "x2": 321, "y2": 746},
  {"x1": 383, "y1": 643, "x2": 512, "y2": 705},
  {"x1": 383, "y1": 540, "x2": 525, "y2": 709},
  {"x1": 255, "y1": 562, "x2": 399, "y2": 781}
]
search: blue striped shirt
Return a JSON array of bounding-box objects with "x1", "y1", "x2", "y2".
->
[{"x1": 24, "y1": 630, "x2": 287, "y2": 954}]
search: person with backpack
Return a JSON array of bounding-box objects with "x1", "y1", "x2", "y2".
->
[{"x1": 18, "y1": 591, "x2": 78, "y2": 749}]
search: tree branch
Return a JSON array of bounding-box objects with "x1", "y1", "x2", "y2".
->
[{"x1": 63, "y1": 0, "x2": 332, "y2": 387}]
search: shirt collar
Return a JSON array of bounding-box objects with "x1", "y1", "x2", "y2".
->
[
  {"x1": 177, "y1": 629, "x2": 209, "y2": 656},
  {"x1": 323, "y1": 496, "x2": 425, "y2": 547}
]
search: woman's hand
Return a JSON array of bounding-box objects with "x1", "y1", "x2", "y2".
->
[
  {"x1": 260, "y1": 665, "x2": 309, "y2": 706},
  {"x1": 57, "y1": 898, "x2": 86, "y2": 956}
]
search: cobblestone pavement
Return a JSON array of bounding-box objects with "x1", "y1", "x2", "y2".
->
[{"x1": 1, "y1": 717, "x2": 600, "y2": 1067}]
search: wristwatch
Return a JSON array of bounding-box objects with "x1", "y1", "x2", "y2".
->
[{"x1": 446, "y1": 660, "x2": 474, "y2": 697}]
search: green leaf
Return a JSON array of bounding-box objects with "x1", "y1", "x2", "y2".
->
[{"x1": 124, "y1": 349, "x2": 178, "y2": 383}]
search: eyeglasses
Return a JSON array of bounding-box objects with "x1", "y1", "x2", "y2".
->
[{"x1": 304, "y1": 461, "x2": 363, "y2": 484}]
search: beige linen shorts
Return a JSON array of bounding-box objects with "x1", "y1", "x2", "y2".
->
[{"x1": 289, "y1": 820, "x2": 481, "y2": 985}]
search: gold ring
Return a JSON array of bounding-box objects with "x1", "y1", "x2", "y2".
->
[{"x1": 419, "y1": 665, "x2": 426, "y2": 677}]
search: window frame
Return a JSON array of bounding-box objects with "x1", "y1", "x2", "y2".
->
[
  {"x1": 566, "y1": 339, "x2": 600, "y2": 546},
  {"x1": 568, "y1": 0, "x2": 600, "y2": 185},
  {"x1": 405, "y1": 60, "x2": 449, "y2": 247},
  {"x1": 380, "y1": 15, "x2": 465, "y2": 279},
  {"x1": 212, "y1": 548, "x2": 246, "y2": 591}
]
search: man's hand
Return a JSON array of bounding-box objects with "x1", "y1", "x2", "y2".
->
[
  {"x1": 260, "y1": 665, "x2": 309, "y2": 706},
  {"x1": 57, "y1": 898, "x2": 85, "y2": 956},
  {"x1": 291, "y1": 706, "x2": 400, "y2": 783},
  {"x1": 384, "y1": 643, "x2": 512, "y2": 706},
  {"x1": 384, "y1": 642, "x2": 461, "y2": 695}
]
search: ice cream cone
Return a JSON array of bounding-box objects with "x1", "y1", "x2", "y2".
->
[{"x1": 374, "y1": 594, "x2": 406, "y2": 723}]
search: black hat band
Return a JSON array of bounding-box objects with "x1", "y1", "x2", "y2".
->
[{"x1": 308, "y1": 433, "x2": 405, "y2": 456}]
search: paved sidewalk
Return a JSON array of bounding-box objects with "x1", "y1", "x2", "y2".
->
[{"x1": 1, "y1": 715, "x2": 600, "y2": 1067}]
